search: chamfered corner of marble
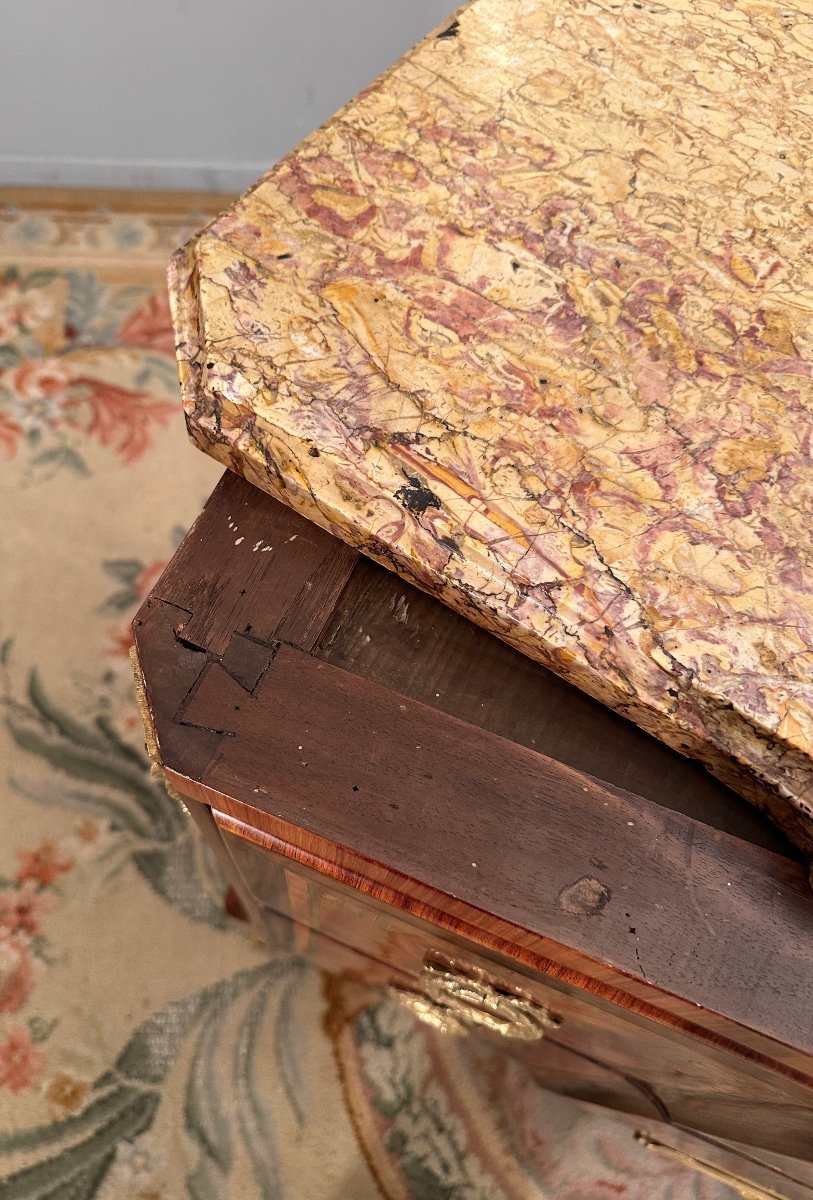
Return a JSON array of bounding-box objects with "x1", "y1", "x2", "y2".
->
[{"x1": 163, "y1": 0, "x2": 813, "y2": 864}]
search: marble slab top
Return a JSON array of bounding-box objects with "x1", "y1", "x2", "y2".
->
[{"x1": 170, "y1": 0, "x2": 813, "y2": 860}]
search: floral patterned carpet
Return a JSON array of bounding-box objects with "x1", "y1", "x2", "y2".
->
[{"x1": 0, "y1": 191, "x2": 738, "y2": 1199}]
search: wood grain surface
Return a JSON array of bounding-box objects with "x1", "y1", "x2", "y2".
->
[
  {"x1": 133, "y1": 470, "x2": 813, "y2": 1160},
  {"x1": 217, "y1": 809, "x2": 813, "y2": 1160}
]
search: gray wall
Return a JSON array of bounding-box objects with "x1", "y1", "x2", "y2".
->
[{"x1": 0, "y1": 0, "x2": 453, "y2": 192}]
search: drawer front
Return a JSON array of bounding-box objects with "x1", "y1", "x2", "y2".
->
[
  {"x1": 249, "y1": 900, "x2": 813, "y2": 1200},
  {"x1": 218, "y1": 816, "x2": 813, "y2": 1162},
  {"x1": 255, "y1": 900, "x2": 416, "y2": 988}
]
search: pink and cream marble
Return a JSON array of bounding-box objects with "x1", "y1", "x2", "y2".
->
[{"x1": 169, "y1": 0, "x2": 813, "y2": 857}]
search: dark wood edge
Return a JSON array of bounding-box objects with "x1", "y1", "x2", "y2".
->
[
  {"x1": 132, "y1": 471, "x2": 813, "y2": 1085},
  {"x1": 182, "y1": 800, "x2": 267, "y2": 939},
  {"x1": 131, "y1": 468, "x2": 359, "y2": 778},
  {"x1": 167, "y1": 643, "x2": 813, "y2": 1072},
  {"x1": 211, "y1": 805, "x2": 813, "y2": 1104}
]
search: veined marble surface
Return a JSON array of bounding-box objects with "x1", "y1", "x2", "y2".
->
[{"x1": 170, "y1": 0, "x2": 813, "y2": 857}]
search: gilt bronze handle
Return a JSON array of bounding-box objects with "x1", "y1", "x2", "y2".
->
[{"x1": 392, "y1": 957, "x2": 560, "y2": 1041}]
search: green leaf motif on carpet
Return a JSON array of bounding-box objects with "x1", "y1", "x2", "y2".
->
[
  {"x1": 2, "y1": 654, "x2": 229, "y2": 929},
  {"x1": 355, "y1": 1000, "x2": 506, "y2": 1200},
  {"x1": 0, "y1": 963, "x2": 303, "y2": 1199}
]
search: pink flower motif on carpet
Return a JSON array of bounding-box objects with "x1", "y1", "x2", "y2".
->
[
  {"x1": 16, "y1": 839, "x2": 74, "y2": 888},
  {"x1": 120, "y1": 291, "x2": 176, "y2": 356},
  {"x1": 0, "y1": 836, "x2": 79, "y2": 1088},
  {"x1": 0, "y1": 411, "x2": 22, "y2": 457},
  {"x1": 0, "y1": 1026, "x2": 47, "y2": 1093},
  {"x1": 0, "y1": 359, "x2": 72, "y2": 445},
  {"x1": 8, "y1": 359, "x2": 72, "y2": 403},
  {"x1": 60, "y1": 376, "x2": 175, "y2": 465},
  {"x1": 0, "y1": 360, "x2": 176, "y2": 467},
  {"x1": 0, "y1": 932, "x2": 39, "y2": 1013},
  {"x1": 0, "y1": 265, "x2": 181, "y2": 472},
  {"x1": 0, "y1": 879, "x2": 55, "y2": 937}
]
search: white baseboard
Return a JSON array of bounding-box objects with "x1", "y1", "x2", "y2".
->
[{"x1": 0, "y1": 155, "x2": 269, "y2": 194}]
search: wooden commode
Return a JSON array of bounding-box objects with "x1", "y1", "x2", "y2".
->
[{"x1": 133, "y1": 470, "x2": 813, "y2": 1196}]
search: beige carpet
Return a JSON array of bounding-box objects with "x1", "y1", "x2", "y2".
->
[{"x1": 0, "y1": 189, "x2": 737, "y2": 1199}]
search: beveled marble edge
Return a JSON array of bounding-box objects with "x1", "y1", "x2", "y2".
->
[
  {"x1": 169, "y1": 231, "x2": 813, "y2": 858},
  {"x1": 166, "y1": 0, "x2": 813, "y2": 859}
]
